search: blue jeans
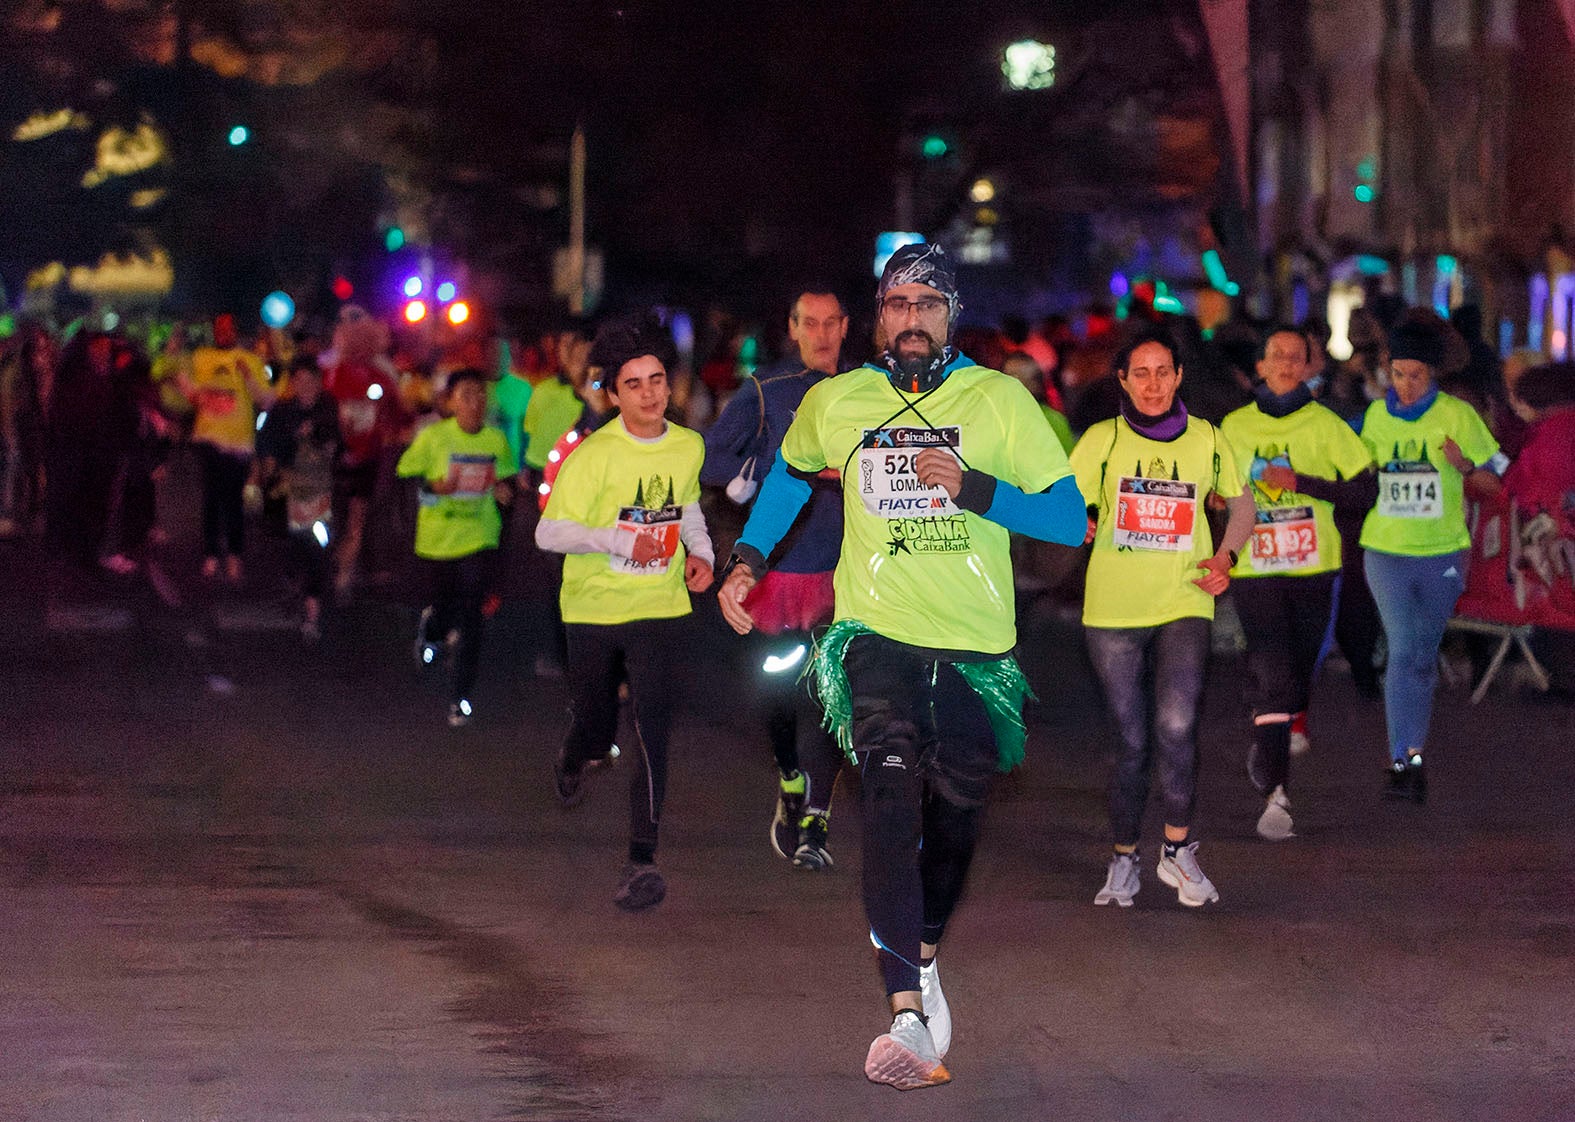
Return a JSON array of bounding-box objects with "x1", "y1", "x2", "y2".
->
[
  {"x1": 1363, "y1": 550, "x2": 1465, "y2": 762},
  {"x1": 1085, "y1": 617, "x2": 1211, "y2": 846}
]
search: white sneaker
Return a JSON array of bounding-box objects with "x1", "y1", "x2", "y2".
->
[
  {"x1": 864, "y1": 1011, "x2": 950, "y2": 1090},
  {"x1": 1094, "y1": 851, "x2": 1140, "y2": 907},
  {"x1": 919, "y1": 959, "x2": 951, "y2": 1059},
  {"x1": 1256, "y1": 785, "x2": 1294, "y2": 841},
  {"x1": 1157, "y1": 842, "x2": 1220, "y2": 907}
]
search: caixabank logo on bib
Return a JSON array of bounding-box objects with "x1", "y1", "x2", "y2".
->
[{"x1": 885, "y1": 513, "x2": 971, "y2": 556}]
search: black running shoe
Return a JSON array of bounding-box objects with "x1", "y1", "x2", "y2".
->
[
  {"x1": 614, "y1": 862, "x2": 666, "y2": 911},
  {"x1": 792, "y1": 813, "x2": 833, "y2": 871},
  {"x1": 1382, "y1": 759, "x2": 1412, "y2": 800},
  {"x1": 1406, "y1": 752, "x2": 1426, "y2": 804}
]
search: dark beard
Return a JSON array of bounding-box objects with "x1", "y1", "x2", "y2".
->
[{"x1": 892, "y1": 331, "x2": 942, "y2": 377}]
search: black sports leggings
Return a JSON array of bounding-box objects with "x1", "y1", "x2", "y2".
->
[
  {"x1": 845, "y1": 634, "x2": 998, "y2": 996},
  {"x1": 563, "y1": 616, "x2": 687, "y2": 864}
]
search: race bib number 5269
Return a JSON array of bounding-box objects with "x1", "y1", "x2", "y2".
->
[{"x1": 856, "y1": 426, "x2": 961, "y2": 516}]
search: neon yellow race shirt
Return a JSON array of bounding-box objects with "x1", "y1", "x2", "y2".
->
[
  {"x1": 780, "y1": 364, "x2": 1072, "y2": 655},
  {"x1": 1071, "y1": 416, "x2": 1245, "y2": 628},
  {"x1": 396, "y1": 418, "x2": 515, "y2": 560},
  {"x1": 1358, "y1": 392, "x2": 1499, "y2": 556},
  {"x1": 544, "y1": 419, "x2": 705, "y2": 625},
  {"x1": 1221, "y1": 400, "x2": 1374, "y2": 578},
  {"x1": 190, "y1": 346, "x2": 267, "y2": 454}
]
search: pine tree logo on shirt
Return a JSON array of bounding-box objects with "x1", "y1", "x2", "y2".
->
[
  {"x1": 621, "y1": 475, "x2": 679, "y2": 525},
  {"x1": 1383, "y1": 439, "x2": 1434, "y2": 473}
]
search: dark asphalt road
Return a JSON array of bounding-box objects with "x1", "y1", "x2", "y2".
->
[{"x1": 2, "y1": 459, "x2": 1572, "y2": 1121}]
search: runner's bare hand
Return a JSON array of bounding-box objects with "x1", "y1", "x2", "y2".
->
[
  {"x1": 1260, "y1": 465, "x2": 1297, "y2": 491},
  {"x1": 914, "y1": 448, "x2": 963, "y2": 498},
  {"x1": 1440, "y1": 437, "x2": 1473, "y2": 473},
  {"x1": 718, "y1": 564, "x2": 757, "y2": 635},
  {"x1": 1192, "y1": 553, "x2": 1232, "y2": 596},
  {"x1": 685, "y1": 556, "x2": 713, "y2": 593},
  {"x1": 630, "y1": 531, "x2": 665, "y2": 565}
]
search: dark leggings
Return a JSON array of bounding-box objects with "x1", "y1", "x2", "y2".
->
[
  {"x1": 197, "y1": 443, "x2": 250, "y2": 559},
  {"x1": 421, "y1": 550, "x2": 497, "y2": 702},
  {"x1": 563, "y1": 616, "x2": 687, "y2": 864},
  {"x1": 752, "y1": 630, "x2": 841, "y2": 815},
  {"x1": 1086, "y1": 617, "x2": 1211, "y2": 846},
  {"x1": 845, "y1": 634, "x2": 998, "y2": 996},
  {"x1": 287, "y1": 528, "x2": 331, "y2": 600},
  {"x1": 1233, "y1": 571, "x2": 1337, "y2": 792}
]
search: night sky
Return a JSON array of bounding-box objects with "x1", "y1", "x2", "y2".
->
[{"x1": 0, "y1": 1, "x2": 1212, "y2": 320}]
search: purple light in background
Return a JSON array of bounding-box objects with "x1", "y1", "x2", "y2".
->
[{"x1": 1109, "y1": 272, "x2": 1130, "y2": 298}]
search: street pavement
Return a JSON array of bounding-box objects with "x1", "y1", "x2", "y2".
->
[{"x1": 2, "y1": 462, "x2": 1572, "y2": 1122}]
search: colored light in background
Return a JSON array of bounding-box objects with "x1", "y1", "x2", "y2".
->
[
  {"x1": 436, "y1": 281, "x2": 457, "y2": 303},
  {"x1": 1436, "y1": 255, "x2": 1458, "y2": 275},
  {"x1": 1002, "y1": 39, "x2": 1056, "y2": 90},
  {"x1": 873, "y1": 231, "x2": 925, "y2": 278},
  {"x1": 446, "y1": 301, "x2": 470, "y2": 326},
  {"x1": 403, "y1": 299, "x2": 427, "y2": 323},
  {"x1": 384, "y1": 227, "x2": 405, "y2": 252},
  {"x1": 921, "y1": 135, "x2": 948, "y2": 159},
  {"x1": 969, "y1": 178, "x2": 996, "y2": 203},
  {"x1": 1109, "y1": 272, "x2": 1130, "y2": 298},
  {"x1": 403, "y1": 276, "x2": 423, "y2": 298},
  {"x1": 331, "y1": 275, "x2": 354, "y2": 301},
  {"x1": 260, "y1": 291, "x2": 295, "y2": 329},
  {"x1": 228, "y1": 126, "x2": 249, "y2": 146},
  {"x1": 1354, "y1": 184, "x2": 1375, "y2": 203},
  {"x1": 1356, "y1": 157, "x2": 1377, "y2": 181}
]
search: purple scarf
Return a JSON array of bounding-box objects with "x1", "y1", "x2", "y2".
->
[{"x1": 1119, "y1": 392, "x2": 1189, "y2": 442}]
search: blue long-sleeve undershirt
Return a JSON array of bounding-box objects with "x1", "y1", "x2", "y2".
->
[
  {"x1": 734, "y1": 450, "x2": 812, "y2": 569},
  {"x1": 735, "y1": 452, "x2": 1087, "y2": 572},
  {"x1": 965, "y1": 473, "x2": 1088, "y2": 545}
]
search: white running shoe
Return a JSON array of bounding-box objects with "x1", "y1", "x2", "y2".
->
[
  {"x1": 1094, "y1": 851, "x2": 1140, "y2": 907},
  {"x1": 919, "y1": 959, "x2": 951, "y2": 1059},
  {"x1": 1256, "y1": 785, "x2": 1294, "y2": 841},
  {"x1": 864, "y1": 1012, "x2": 950, "y2": 1091},
  {"x1": 1157, "y1": 842, "x2": 1220, "y2": 907}
]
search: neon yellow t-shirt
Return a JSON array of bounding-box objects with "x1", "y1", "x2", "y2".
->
[
  {"x1": 190, "y1": 347, "x2": 266, "y2": 453},
  {"x1": 1071, "y1": 416, "x2": 1245, "y2": 628},
  {"x1": 780, "y1": 364, "x2": 1072, "y2": 655},
  {"x1": 1358, "y1": 392, "x2": 1499, "y2": 556},
  {"x1": 1221, "y1": 400, "x2": 1374, "y2": 579},
  {"x1": 544, "y1": 419, "x2": 705, "y2": 625},
  {"x1": 1041, "y1": 403, "x2": 1075, "y2": 454},
  {"x1": 523, "y1": 377, "x2": 583, "y2": 470},
  {"x1": 395, "y1": 418, "x2": 515, "y2": 560}
]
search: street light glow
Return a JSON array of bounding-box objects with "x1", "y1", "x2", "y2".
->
[
  {"x1": 404, "y1": 299, "x2": 428, "y2": 323},
  {"x1": 436, "y1": 281, "x2": 457, "y2": 303},
  {"x1": 446, "y1": 301, "x2": 470, "y2": 326},
  {"x1": 970, "y1": 178, "x2": 996, "y2": 203},
  {"x1": 1003, "y1": 39, "x2": 1055, "y2": 90},
  {"x1": 228, "y1": 125, "x2": 249, "y2": 146}
]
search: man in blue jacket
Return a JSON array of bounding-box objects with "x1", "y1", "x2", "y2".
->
[{"x1": 703, "y1": 288, "x2": 848, "y2": 870}]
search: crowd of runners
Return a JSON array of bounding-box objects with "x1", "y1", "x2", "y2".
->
[{"x1": 5, "y1": 242, "x2": 1574, "y2": 1091}]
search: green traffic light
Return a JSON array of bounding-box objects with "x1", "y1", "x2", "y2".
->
[{"x1": 921, "y1": 135, "x2": 948, "y2": 159}]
